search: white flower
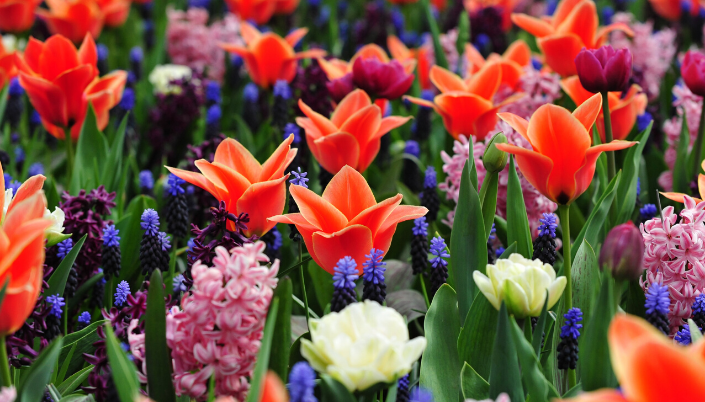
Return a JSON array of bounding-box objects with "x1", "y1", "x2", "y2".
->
[
  {"x1": 0, "y1": 386, "x2": 16, "y2": 402},
  {"x1": 148, "y1": 64, "x2": 192, "y2": 95},
  {"x1": 44, "y1": 206, "x2": 69, "y2": 247},
  {"x1": 473, "y1": 253, "x2": 566, "y2": 318},
  {"x1": 2, "y1": 188, "x2": 12, "y2": 219},
  {"x1": 2, "y1": 35, "x2": 19, "y2": 53},
  {"x1": 301, "y1": 300, "x2": 427, "y2": 392}
]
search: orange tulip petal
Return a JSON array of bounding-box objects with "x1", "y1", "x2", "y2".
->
[
  {"x1": 52, "y1": 65, "x2": 94, "y2": 122},
  {"x1": 267, "y1": 213, "x2": 321, "y2": 265},
  {"x1": 387, "y1": 35, "x2": 412, "y2": 60},
  {"x1": 698, "y1": 174, "x2": 705, "y2": 200},
  {"x1": 338, "y1": 104, "x2": 382, "y2": 146},
  {"x1": 289, "y1": 185, "x2": 348, "y2": 232},
  {"x1": 527, "y1": 104, "x2": 591, "y2": 164},
  {"x1": 8, "y1": 174, "x2": 45, "y2": 215},
  {"x1": 403, "y1": 95, "x2": 437, "y2": 110},
  {"x1": 314, "y1": 132, "x2": 361, "y2": 174},
  {"x1": 376, "y1": 116, "x2": 412, "y2": 139},
  {"x1": 572, "y1": 92, "x2": 602, "y2": 133},
  {"x1": 208, "y1": 161, "x2": 253, "y2": 203},
  {"x1": 560, "y1": 390, "x2": 628, "y2": 402},
  {"x1": 322, "y1": 165, "x2": 377, "y2": 220},
  {"x1": 237, "y1": 176, "x2": 288, "y2": 237},
  {"x1": 660, "y1": 192, "x2": 690, "y2": 204},
  {"x1": 285, "y1": 27, "x2": 308, "y2": 47},
  {"x1": 503, "y1": 39, "x2": 531, "y2": 66},
  {"x1": 573, "y1": 140, "x2": 636, "y2": 201},
  {"x1": 317, "y1": 58, "x2": 349, "y2": 80},
  {"x1": 434, "y1": 93, "x2": 494, "y2": 140},
  {"x1": 38, "y1": 34, "x2": 80, "y2": 82},
  {"x1": 373, "y1": 205, "x2": 428, "y2": 253},
  {"x1": 495, "y1": 143, "x2": 555, "y2": 202},
  {"x1": 249, "y1": 34, "x2": 294, "y2": 88},
  {"x1": 21, "y1": 37, "x2": 45, "y2": 74},
  {"x1": 551, "y1": 0, "x2": 585, "y2": 25},
  {"x1": 537, "y1": 34, "x2": 585, "y2": 77},
  {"x1": 77, "y1": 33, "x2": 97, "y2": 74},
  {"x1": 497, "y1": 112, "x2": 530, "y2": 142},
  {"x1": 348, "y1": 194, "x2": 403, "y2": 237},
  {"x1": 260, "y1": 134, "x2": 296, "y2": 181},
  {"x1": 429, "y1": 65, "x2": 468, "y2": 93},
  {"x1": 510, "y1": 13, "x2": 554, "y2": 37},
  {"x1": 193, "y1": 161, "x2": 231, "y2": 201},
  {"x1": 330, "y1": 89, "x2": 372, "y2": 128},
  {"x1": 466, "y1": 62, "x2": 502, "y2": 100},
  {"x1": 561, "y1": 76, "x2": 594, "y2": 108},
  {"x1": 595, "y1": 22, "x2": 634, "y2": 46},
  {"x1": 464, "y1": 43, "x2": 486, "y2": 73},
  {"x1": 554, "y1": 0, "x2": 598, "y2": 49},
  {"x1": 213, "y1": 138, "x2": 262, "y2": 183},
  {"x1": 351, "y1": 44, "x2": 390, "y2": 64},
  {"x1": 297, "y1": 99, "x2": 338, "y2": 136},
  {"x1": 19, "y1": 73, "x2": 68, "y2": 127},
  {"x1": 239, "y1": 21, "x2": 262, "y2": 45},
  {"x1": 260, "y1": 372, "x2": 289, "y2": 402},
  {"x1": 166, "y1": 166, "x2": 221, "y2": 199},
  {"x1": 312, "y1": 225, "x2": 374, "y2": 274}
]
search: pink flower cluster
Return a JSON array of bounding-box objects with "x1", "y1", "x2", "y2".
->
[
  {"x1": 609, "y1": 12, "x2": 677, "y2": 101},
  {"x1": 127, "y1": 319, "x2": 147, "y2": 383},
  {"x1": 166, "y1": 242, "x2": 279, "y2": 401},
  {"x1": 166, "y1": 7, "x2": 243, "y2": 83},
  {"x1": 439, "y1": 67, "x2": 559, "y2": 234},
  {"x1": 641, "y1": 196, "x2": 705, "y2": 335},
  {"x1": 658, "y1": 84, "x2": 703, "y2": 191}
]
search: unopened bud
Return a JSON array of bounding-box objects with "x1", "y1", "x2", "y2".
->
[
  {"x1": 599, "y1": 222, "x2": 645, "y2": 280},
  {"x1": 483, "y1": 133, "x2": 508, "y2": 174}
]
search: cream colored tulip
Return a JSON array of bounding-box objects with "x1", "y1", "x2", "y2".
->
[
  {"x1": 43, "y1": 206, "x2": 70, "y2": 247},
  {"x1": 301, "y1": 300, "x2": 427, "y2": 392},
  {"x1": 473, "y1": 253, "x2": 566, "y2": 318}
]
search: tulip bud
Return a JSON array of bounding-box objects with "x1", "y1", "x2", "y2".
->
[
  {"x1": 681, "y1": 51, "x2": 705, "y2": 97},
  {"x1": 599, "y1": 222, "x2": 645, "y2": 281},
  {"x1": 574, "y1": 45, "x2": 632, "y2": 93},
  {"x1": 483, "y1": 133, "x2": 508, "y2": 173}
]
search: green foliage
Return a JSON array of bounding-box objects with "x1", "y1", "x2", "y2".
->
[
  {"x1": 145, "y1": 270, "x2": 176, "y2": 402},
  {"x1": 46, "y1": 235, "x2": 87, "y2": 297},
  {"x1": 488, "y1": 303, "x2": 523, "y2": 401},
  {"x1": 580, "y1": 273, "x2": 617, "y2": 391},
  {"x1": 269, "y1": 278, "x2": 293, "y2": 381},
  {"x1": 460, "y1": 363, "x2": 489, "y2": 400},
  {"x1": 116, "y1": 195, "x2": 158, "y2": 284},
  {"x1": 571, "y1": 241, "x2": 600, "y2": 324},
  {"x1": 571, "y1": 172, "x2": 621, "y2": 261},
  {"x1": 18, "y1": 338, "x2": 64, "y2": 402},
  {"x1": 245, "y1": 298, "x2": 280, "y2": 402},
  {"x1": 506, "y1": 157, "x2": 533, "y2": 258},
  {"x1": 457, "y1": 293, "x2": 498, "y2": 381},
  {"x1": 615, "y1": 122, "x2": 652, "y2": 224}
]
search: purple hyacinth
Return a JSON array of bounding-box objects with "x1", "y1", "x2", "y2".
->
[
  {"x1": 404, "y1": 140, "x2": 420, "y2": 158},
  {"x1": 103, "y1": 225, "x2": 120, "y2": 247},
  {"x1": 57, "y1": 239, "x2": 73, "y2": 259},
  {"x1": 158, "y1": 232, "x2": 172, "y2": 252},
  {"x1": 285, "y1": 123, "x2": 301, "y2": 144},
  {"x1": 412, "y1": 217, "x2": 428, "y2": 236},
  {"x1": 290, "y1": 168, "x2": 309, "y2": 188},
  {"x1": 114, "y1": 281, "x2": 131, "y2": 306},
  {"x1": 288, "y1": 361, "x2": 317, "y2": 402},
  {"x1": 46, "y1": 294, "x2": 65, "y2": 318},
  {"x1": 78, "y1": 311, "x2": 91, "y2": 325},
  {"x1": 560, "y1": 308, "x2": 583, "y2": 339},
  {"x1": 167, "y1": 173, "x2": 186, "y2": 197},
  {"x1": 205, "y1": 80, "x2": 221, "y2": 104},
  {"x1": 675, "y1": 325, "x2": 695, "y2": 345},
  {"x1": 538, "y1": 213, "x2": 558, "y2": 238},
  {"x1": 141, "y1": 209, "x2": 160, "y2": 236},
  {"x1": 333, "y1": 257, "x2": 358, "y2": 290},
  {"x1": 139, "y1": 170, "x2": 154, "y2": 191},
  {"x1": 273, "y1": 80, "x2": 292, "y2": 100},
  {"x1": 363, "y1": 249, "x2": 386, "y2": 284},
  {"x1": 645, "y1": 282, "x2": 670, "y2": 315},
  {"x1": 429, "y1": 237, "x2": 449, "y2": 269}
]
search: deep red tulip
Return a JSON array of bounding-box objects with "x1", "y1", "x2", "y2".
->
[
  {"x1": 326, "y1": 73, "x2": 355, "y2": 103},
  {"x1": 681, "y1": 51, "x2": 705, "y2": 98},
  {"x1": 598, "y1": 222, "x2": 644, "y2": 281},
  {"x1": 352, "y1": 57, "x2": 414, "y2": 100},
  {"x1": 574, "y1": 45, "x2": 632, "y2": 93}
]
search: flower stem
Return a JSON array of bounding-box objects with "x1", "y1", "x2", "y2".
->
[
  {"x1": 558, "y1": 204, "x2": 576, "y2": 390},
  {"x1": 64, "y1": 128, "x2": 74, "y2": 185},
  {"x1": 691, "y1": 99, "x2": 705, "y2": 183},
  {"x1": 299, "y1": 241, "x2": 311, "y2": 329},
  {"x1": 601, "y1": 91, "x2": 616, "y2": 181},
  {"x1": 0, "y1": 336, "x2": 11, "y2": 387}
]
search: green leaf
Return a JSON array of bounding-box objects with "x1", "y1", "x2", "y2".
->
[
  {"x1": 421, "y1": 0, "x2": 448, "y2": 69},
  {"x1": 509, "y1": 318, "x2": 559, "y2": 402},
  {"x1": 571, "y1": 240, "x2": 600, "y2": 324},
  {"x1": 563, "y1": 383, "x2": 583, "y2": 398},
  {"x1": 450, "y1": 160, "x2": 487, "y2": 322},
  {"x1": 18, "y1": 337, "x2": 64, "y2": 402},
  {"x1": 419, "y1": 284, "x2": 462, "y2": 402},
  {"x1": 59, "y1": 394, "x2": 95, "y2": 402},
  {"x1": 493, "y1": 215, "x2": 508, "y2": 247},
  {"x1": 100, "y1": 114, "x2": 128, "y2": 193},
  {"x1": 457, "y1": 292, "x2": 498, "y2": 380},
  {"x1": 580, "y1": 273, "x2": 616, "y2": 391},
  {"x1": 70, "y1": 105, "x2": 109, "y2": 193},
  {"x1": 320, "y1": 375, "x2": 356, "y2": 402},
  {"x1": 145, "y1": 270, "x2": 176, "y2": 402},
  {"x1": 673, "y1": 112, "x2": 690, "y2": 194},
  {"x1": 479, "y1": 172, "x2": 499, "y2": 240},
  {"x1": 117, "y1": 195, "x2": 157, "y2": 284},
  {"x1": 245, "y1": 298, "x2": 280, "y2": 402},
  {"x1": 488, "y1": 303, "x2": 524, "y2": 401},
  {"x1": 45, "y1": 177, "x2": 62, "y2": 211},
  {"x1": 616, "y1": 122, "x2": 652, "y2": 224},
  {"x1": 499, "y1": 242, "x2": 517, "y2": 259},
  {"x1": 506, "y1": 157, "x2": 533, "y2": 258},
  {"x1": 56, "y1": 343, "x2": 76, "y2": 384},
  {"x1": 0, "y1": 86, "x2": 9, "y2": 125},
  {"x1": 455, "y1": 11, "x2": 470, "y2": 57},
  {"x1": 532, "y1": 292, "x2": 549, "y2": 357},
  {"x1": 105, "y1": 323, "x2": 141, "y2": 402},
  {"x1": 624, "y1": 280, "x2": 646, "y2": 317},
  {"x1": 57, "y1": 366, "x2": 94, "y2": 395},
  {"x1": 269, "y1": 278, "x2": 292, "y2": 381},
  {"x1": 689, "y1": 319, "x2": 703, "y2": 343},
  {"x1": 68, "y1": 273, "x2": 104, "y2": 311},
  {"x1": 46, "y1": 235, "x2": 87, "y2": 297},
  {"x1": 460, "y1": 363, "x2": 489, "y2": 400},
  {"x1": 571, "y1": 172, "x2": 621, "y2": 261}
]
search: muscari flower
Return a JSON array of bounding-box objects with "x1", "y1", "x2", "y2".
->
[
  {"x1": 114, "y1": 280, "x2": 131, "y2": 306},
  {"x1": 362, "y1": 248, "x2": 386, "y2": 304},
  {"x1": 290, "y1": 168, "x2": 309, "y2": 188},
  {"x1": 46, "y1": 294, "x2": 65, "y2": 318},
  {"x1": 288, "y1": 361, "x2": 317, "y2": 402}
]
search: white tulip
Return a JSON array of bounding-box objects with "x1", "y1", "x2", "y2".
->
[
  {"x1": 44, "y1": 207, "x2": 70, "y2": 247},
  {"x1": 473, "y1": 253, "x2": 566, "y2": 318},
  {"x1": 301, "y1": 300, "x2": 427, "y2": 392},
  {"x1": 148, "y1": 64, "x2": 192, "y2": 95}
]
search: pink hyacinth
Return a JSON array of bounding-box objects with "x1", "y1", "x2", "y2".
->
[
  {"x1": 166, "y1": 242, "x2": 279, "y2": 401},
  {"x1": 641, "y1": 196, "x2": 705, "y2": 335},
  {"x1": 127, "y1": 319, "x2": 147, "y2": 384},
  {"x1": 166, "y1": 7, "x2": 243, "y2": 83},
  {"x1": 494, "y1": 66, "x2": 562, "y2": 119},
  {"x1": 608, "y1": 12, "x2": 676, "y2": 101}
]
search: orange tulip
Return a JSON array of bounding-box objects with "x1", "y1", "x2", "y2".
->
[
  {"x1": 260, "y1": 371, "x2": 289, "y2": 402},
  {"x1": 166, "y1": 135, "x2": 297, "y2": 238},
  {"x1": 405, "y1": 63, "x2": 517, "y2": 141},
  {"x1": 0, "y1": 41, "x2": 17, "y2": 90},
  {"x1": 464, "y1": 39, "x2": 531, "y2": 89},
  {"x1": 296, "y1": 89, "x2": 411, "y2": 175},
  {"x1": 15, "y1": 34, "x2": 127, "y2": 140},
  {"x1": 37, "y1": 0, "x2": 105, "y2": 44},
  {"x1": 647, "y1": 0, "x2": 698, "y2": 21},
  {"x1": 464, "y1": 0, "x2": 519, "y2": 31},
  {"x1": 494, "y1": 93, "x2": 636, "y2": 204},
  {"x1": 388, "y1": 35, "x2": 433, "y2": 91},
  {"x1": 269, "y1": 166, "x2": 427, "y2": 274},
  {"x1": 220, "y1": 22, "x2": 325, "y2": 88},
  {"x1": 0, "y1": 0, "x2": 42, "y2": 33},
  {"x1": 0, "y1": 164, "x2": 50, "y2": 336},
  {"x1": 561, "y1": 314, "x2": 705, "y2": 402},
  {"x1": 96, "y1": 0, "x2": 131, "y2": 28},
  {"x1": 274, "y1": 0, "x2": 299, "y2": 15},
  {"x1": 224, "y1": 0, "x2": 276, "y2": 25},
  {"x1": 561, "y1": 76, "x2": 647, "y2": 142},
  {"x1": 510, "y1": 0, "x2": 632, "y2": 77},
  {"x1": 661, "y1": 160, "x2": 705, "y2": 204}
]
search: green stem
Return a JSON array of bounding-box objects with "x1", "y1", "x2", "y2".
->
[
  {"x1": 691, "y1": 99, "x2": 705, "y2": 183},
  {"x1": 558, "y1": 204, "x2": 576, "y2": 389},
  {"x1": 0, "y1": 336, "x2": 11, "y2": 388},
  {"x1": 63, "y1": 303, "x2": 68, "y2": 334},
  {"x1": 64, "y1": 128, "x2": 74, "y2": 185},
  {"x1": 299, "y1": 241, "x2": 311, "y2": 329},
  {"x1": 419, "y1": 276, "x2": 430, "y2": 308},
  {"x1": 601, "y1": 92, "x2": 616, "y2": 181}
]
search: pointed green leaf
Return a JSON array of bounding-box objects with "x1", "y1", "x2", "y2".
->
[
  {"x1": 18, "y1": 337, "x2": 64, "y2": 402},
  {"x1": 70, "y1": 105, "x2": 109, "y2": 193},
  {"x1": 421, "y1": 0, "x2": 448, "y2": 69},
  {"x1": 105, "y1": 323, "x2": 141, "y2": 402},
  {"x1": 616, "y1": 122, "x2": 652, "y2": 223},
  {"x1": 506, "y1": 157, "x2": 533, "y2": 258},
  {"x1": 510, "y1": 317, "x2": 559, "y2": 402},
  {"x1": 460, "y1": 363, "x2": 489, "y2": 400},
  {"x1": 245, "y1": 298, "x2": 280, "y2": 402},
  {"x1": 117, "y1": 195, "x2": 157, "y2": 284},
  {"x1": 479, "y1": 172, "x2": 499, "y2": 240},
  {"x1": 269, "y1": 278, "x2": 293, "y2": 381},
  {"x1": 457, "y1": 293, "x2": 498, "y2": 380},
  {"x1": 673, "y1": 112, "x2": 690, "y2": 194},
  {"x1": 320, "y1": 375, "x2": 356, "y2": 402},
  {"x1": 46, "y1": 235, "x2": 87, "y2": 297},
  {"x1": 571, "y1": 240, "x2": 600, "y2": 324},
  {"x1": 145, "y1": 270, "x2": 175, "y2": 402},
  {"x1": 488, "y1": 303, "x2": 524, "y2": 401},
  {"x1": 100, "y1": 114, "x2": 128, "y2": 193},
  {"x1": 57, "y1": 366, "x2": 94, "y2": 395},
  {"x1": 580, "y1": 273, "x2": 616, "y2": 391},
  {"x1": 571, "y1": 172, "x2": 621, "y2": 261},
  {"x1": 532, "y1": 292, "x2": 549, "y2": 357}
]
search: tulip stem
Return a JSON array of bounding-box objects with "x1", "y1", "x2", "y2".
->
[
  {"x1": 64, "y1": 128, "x2": 74, "y2": 185},
  {"x1": 0, "y1": 336, "x2": 10, "y2": 387},
  {"x1": 558, "y1": 204, "x2": 576, "y2": 390},
  {"x1": 601, "y1": 92, "x2": 616, "y2": 181},
  {"x1": 299, "y1": 241, "x2": 311, "y2": 330},
  {"x1": 691, "y1": 100, "x2": 705, "y2": 183}
]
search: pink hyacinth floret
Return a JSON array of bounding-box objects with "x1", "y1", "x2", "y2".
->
[
  {"x1": 166, "y1": 242, "x2": 279, "y2": 401},
  {"x1": 127, "y1": 319, "x2": 147, "y2": 384},
  {"x1": 641, "y1": 196, "x2": 705, "y2": 335}
]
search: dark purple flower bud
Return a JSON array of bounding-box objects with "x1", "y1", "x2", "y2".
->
[
  {"x1": 352, "y1": 58, "x2": 414, "y2": 100},
  {"x1": 325, "y1": 73, "x2": 355, "y2": 103},
  {"x1": 682, "y1": 51, "x2": 705, "y2": 97},
  {"x1": 599, "y1": 222, "x2": 644, "y2": 280},
  {"x1": 574, "y1": 45, "x2": 632, "y2": 93}
]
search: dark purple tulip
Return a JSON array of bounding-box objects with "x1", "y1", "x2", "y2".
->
[
  {"x1": 599, "y1": 222, "x2": 645, "y2": 281},
  {"x1": 326, "y1": 73, "x2": 355, "y2": 103},
  {"x1": 681, "y1": 51, "x2": 705, "y2": 97},
  {"x1": 352, "y1": 57, "x2": 414, "y2": 100},
  {"x1": 574, "y1": 45, "x2": 632, "y2": 93}
]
